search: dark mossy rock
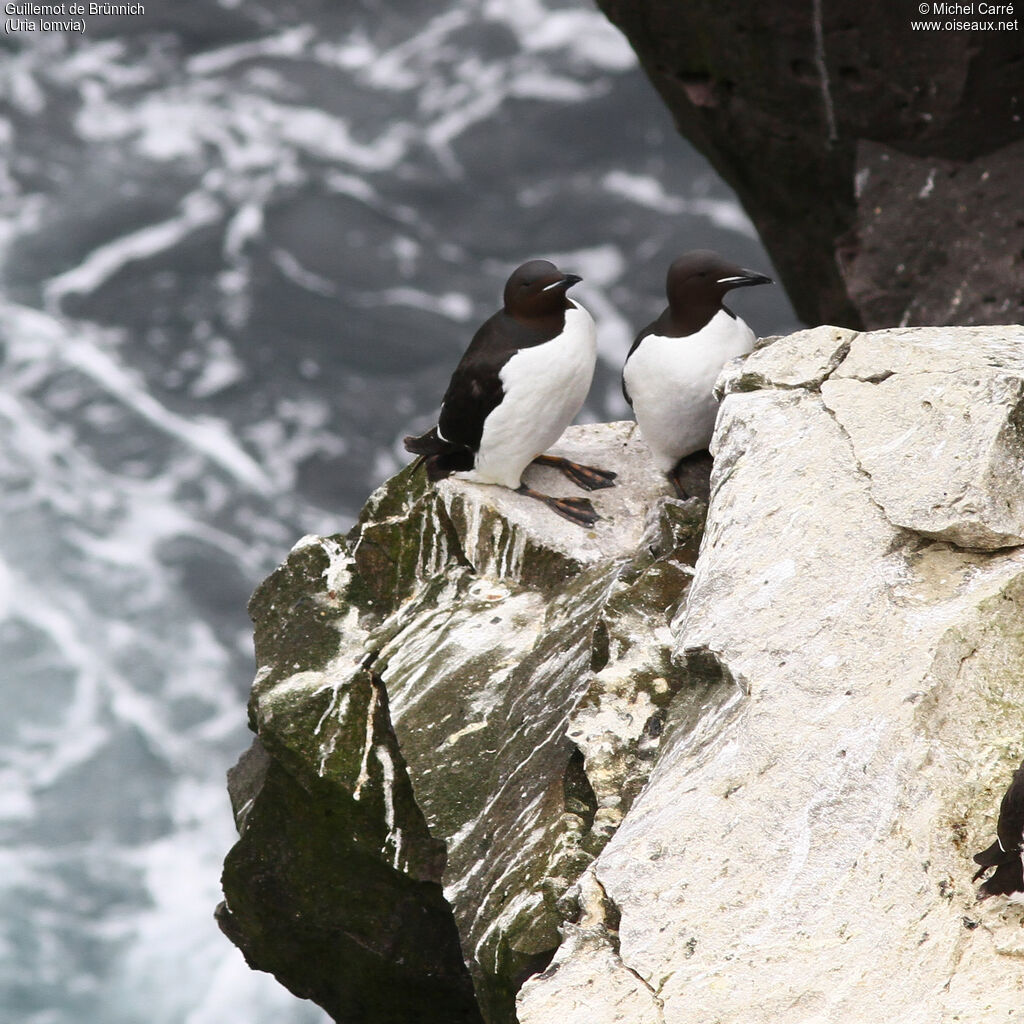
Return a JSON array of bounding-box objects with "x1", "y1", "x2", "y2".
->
[
  {"x1": 220, "y1": 423, "x2": 707, "y2": 1023},
  {"x1": 218, "y1": 743, "x2": 481, "y2": 1024}
]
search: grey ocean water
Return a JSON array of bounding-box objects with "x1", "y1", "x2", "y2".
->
[{"x1": 0, "y1": 2, "x2": 797, "y2": 1021}]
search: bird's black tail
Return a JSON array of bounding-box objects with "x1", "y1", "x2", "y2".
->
[
  {"x1": 973, "y1": 839, "x2": 1005, "y2": 873},
  {"x1": 403, "y1": 427, "x2": 475, "y2": 482},
  {"x1": 403, "y1": 426, "x2": 444, "y2": 456},
  {"x1": 973, "y1": 839, "x2": 1024, "y2": 898}
]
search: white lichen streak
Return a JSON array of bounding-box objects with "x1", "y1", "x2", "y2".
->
[
  {"x1": 382, "y1": 609, "x2": 467, "y2": 720},
  {"x1": 491, "y1": 516, "x2": 527, "y2": 579},
  {"x1": 811, "y1": 0, "x2": 838, "y2": 143},
  {"x1": 259, "y1": 669, "x2": 326, "y2": 726},
  {"x1": 503, "y1": 521, "x2": 528, "y2": 578},
  {"x1": 440, "y1": 719, "x2": 489, "y2": 749},
  {"x1": 313, "y1": 683, "x2": 351, "y2": 777},
  {"x1": 385, "y1": 587, "x2": 545, "y2": 723},
  {"x1": 318, "y1": 535, "x2": 355, "y2": 595},
  {"x1": 460, "y1": 495, "x2": 484, "y2": 569},
  {"x1": 445, "y1": 791, "x2": 547, "y2": 902},
  {"x1": 352, "y1": 682, "x2": 379, "y2": 800},
  {"x1": 473, "y1": 890, "x2": 547, "y2": 973},
  {"x1": 374, "y1": 743, "x2": 406, "y2": 870},
  {"x1": 416, "y1": 502, "x2": 449, "y2": 580}
]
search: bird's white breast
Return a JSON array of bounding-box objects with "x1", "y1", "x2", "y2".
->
[
  {"x1": 472, "y1": 303, "x2": 596, "y2": 489},
  {"x1": 623, "y1": 309, "x2": 754, "y2": 472}
]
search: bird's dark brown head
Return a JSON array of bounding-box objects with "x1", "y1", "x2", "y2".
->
[
  {"x1": 503, "y1": 259, "x2": 582, "y2": 323},
  {"x1": 665, "y1": 250, "x2": 772, "y2": 314}
]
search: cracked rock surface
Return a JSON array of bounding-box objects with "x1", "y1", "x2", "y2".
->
[{"x1": 520, "y1": 325, "x2": 1024, "y2": 1023}]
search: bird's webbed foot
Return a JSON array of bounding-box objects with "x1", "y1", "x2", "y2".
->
[
  {"x1": 515, "y1": 484, "x2": 599, "y2": 528},
  {"x1": 532, "y1": 454, "x2": 617, "y2": 491}
]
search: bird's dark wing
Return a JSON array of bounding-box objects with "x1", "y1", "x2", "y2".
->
[
  {"x1": 621, "y1": 318, "x2": 660, "y2": 409},
  {"x1": 997, "y1": 763, "x2": 1024, "y2": 853},
  {"x1": 438, "y1": 311, "x2": 547, "y2": 450}
]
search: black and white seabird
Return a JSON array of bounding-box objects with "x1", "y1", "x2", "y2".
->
[
  {"x1": 404, "y1": 259, "x2": 616, "y2": 527},
  {"x1": 622, "y1": 250, "x2": 772, "y2": 497},
  {"x1": 972, "y1": 759, "x2": 1024, "y2": 900}
]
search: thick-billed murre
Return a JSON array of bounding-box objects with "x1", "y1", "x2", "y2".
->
[
  {"x1": 622, "y1": 250, "x2": 772, "y2": 497},
  {"x1": 404, "y1": 259, "x2": 615, "y2": 527},
  {"x1": 973, "y1": 759, "x2": 1024, "y2": 901}
]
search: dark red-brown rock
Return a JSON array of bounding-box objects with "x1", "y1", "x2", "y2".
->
[{"x1": 594, "y1": 0, "x2": 1024, "y2": 329}]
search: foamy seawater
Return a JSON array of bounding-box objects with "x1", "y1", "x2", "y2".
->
[{"x1": 0, "y1": 2, "x2": 797, "y2": 1021}]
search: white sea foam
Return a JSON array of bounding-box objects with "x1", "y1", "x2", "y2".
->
[
  {"x1": 222, "y1": 202, "x2": 264, "y2": 261},
  {"x1": 105, "y1": 781, "x2": 331, "y2": 1024},
  {"x1": 186, "y1": 26, "x2": 317, "y2": 77},
  {"x1": 242, "y1": 397, "x2": 348, "y2": 492},
  {"x1": 271, "y1": 248, "x2": 337, "y2": 296},
  {"x1": 2, "y1": 305, "x2": 272, "y2": 492},
  {"x1": 188, "y1": 337, "x2": 247, "y2": 400},
  {"x1": 0, "y1": 60, "x2": 47, "y2": 114},
  {"x1": 348, "y1": 285, "x2": 474, "y2": 322},
  {"x1": 603, "y1": 170, "x2": 758, "y2": 237},
  {"x1": 483, "y1": 0, "x2": 635, "y2": 70},
  {"x1": 44, "y1": 192, "x2": 225, "y2": 304}
]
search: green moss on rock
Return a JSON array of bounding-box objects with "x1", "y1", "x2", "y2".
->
[
  {"x1": 222, "y1": 423, "x2": 708, "y2": 1024},
  {"x1": 218, "y1": 755, "x2": 482, "y2": 1024}
]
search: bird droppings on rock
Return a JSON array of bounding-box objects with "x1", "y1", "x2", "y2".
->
[{"x1": 221, "y1": 421, "x2": 704, "y2": 1024}]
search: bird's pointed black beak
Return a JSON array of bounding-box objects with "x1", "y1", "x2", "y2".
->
[
  {"x1": 543, "y1": 273, "x2": 582, "y2": 292},
  {"x1": 717, "y1": 269, "x2": 773, "y2": 289}
]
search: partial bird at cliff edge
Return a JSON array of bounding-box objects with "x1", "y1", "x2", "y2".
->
[
  {"x1": 622, "y1": 249, "x2": 772, "y2": 498},
  {"x1": 973, "y1": 758, "x2": 1024, "y2": 901},
  {"x1": 404, "y1": 259, "x2": 616, "y2": 527}
]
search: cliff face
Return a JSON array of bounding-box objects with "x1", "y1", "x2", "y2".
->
[
  {"x1": 220, "y1": 326, "x2": 1024, "y2": 1023},
  {"x1": 519, "y1": 325, "x2": 1024, "y2": 1022},
  {"x1": 591, "y1": 1, "x2": 1024, "y2": 331}
]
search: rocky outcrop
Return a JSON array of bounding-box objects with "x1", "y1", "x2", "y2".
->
[
  {"x1": 592, "y1": 1, "x2": 1024, "y2": 330},
  {"x1": 518, "y1": 324, "x2": 1024, "y2": 1023},
  {"x1": 221, "y1": 325, "x2": 1024, "y2": 1024},
  {"x1": 218, "y1": 422, "x2": 706, "y2": 1024}
]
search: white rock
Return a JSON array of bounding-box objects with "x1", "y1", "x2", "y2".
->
[
  {"x1": 821, "y1": 327, "x2": 1024, "y2": 550},
  {"x1": 717, "y1": 324, "x2": 857, "y2": 395},
  {"x1": 517, "y1": 870, "x2": 663, "y2": 1024},
  {"x1": 522, "y1": 325, "x2": 1024, "y2": 1023}
]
